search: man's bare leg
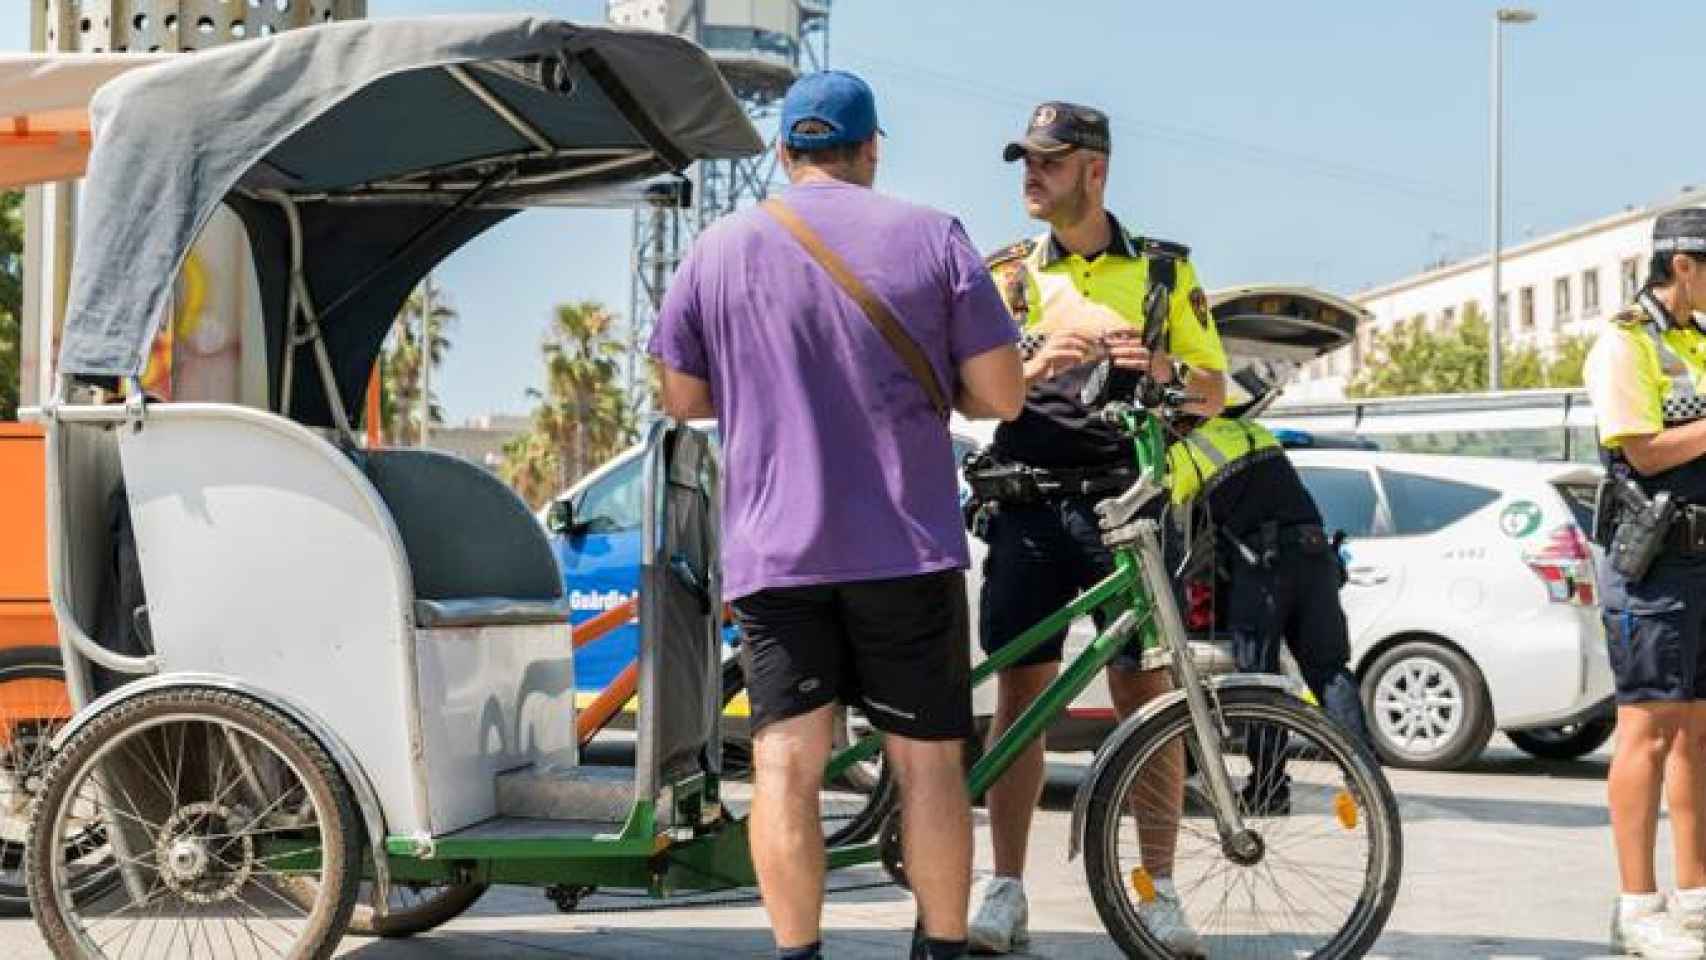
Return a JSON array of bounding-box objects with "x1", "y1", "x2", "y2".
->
[
  {"x1": 1108, "y1": 665, "x2": 1181, "y2": 874},
  {"x1": 887, "y1": 735, "x2": 973, "y2": 940},
  {"x1": 985, "y1": 662, "x2": 1060, "y2": 878},
  {"x1": 750, "y1": 704, "x2": 836, "y2": 949}
]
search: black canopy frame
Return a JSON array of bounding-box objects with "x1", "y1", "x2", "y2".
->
[{"x1": 55, "y1": 15, "x2": 764, "y2": 430}]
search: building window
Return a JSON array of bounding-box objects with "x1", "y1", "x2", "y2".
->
[
  {"x1": 1520, "y1": 286, "x2": 1535, "y2": 331},
  {"x1": 1622, "y1": 257, "x2": 1640, "y2": 303},
  {"x1": 1583, "y1": 268, "x2": 1600, "y2": 317},
  {"x1": 1440, "y1": 306, "x2": 1456, "y2": 331},
  {"x1": 1554, "y1": 276, "x2": 1570, "y2": 326}
]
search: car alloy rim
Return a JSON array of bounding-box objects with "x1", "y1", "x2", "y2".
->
[{"x1": 1373, "y1": 656, "x2": 1463, "y2": 756}]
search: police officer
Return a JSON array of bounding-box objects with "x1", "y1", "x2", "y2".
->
[
  {"x1": 966, "y1": 101, "x2": 1226, "y2": 958},
  {"x1": 1166, "y1": 407, "x2": 1372, "y2": 814},
  {"x1": 1584, "y1": 208, "x2": 1706, "y2": 959}
]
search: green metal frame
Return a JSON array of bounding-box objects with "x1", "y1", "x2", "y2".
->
[{"x1": 367, "y1": 407, "x2": 1174, "y2": 900}]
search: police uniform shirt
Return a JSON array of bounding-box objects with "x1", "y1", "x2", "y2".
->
[
  {"x1": 1584, "y1": 304, "x2": 1706, "y2": 449},
  {"x1": 987, "y1": 214, "x2": 1228, "y2": 468},
  {"x1": 1167, "y1": 418, "x2": 1320, "y2": 536}
]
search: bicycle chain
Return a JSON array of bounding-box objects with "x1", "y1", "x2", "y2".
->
[{"x1": 555, "y1": 879, "x2": 897, "y2": 915}]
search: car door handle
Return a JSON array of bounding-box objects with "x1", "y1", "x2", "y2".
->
[{"x1": 1345, "y1": 566, "x2": 1390, "y2": 587}]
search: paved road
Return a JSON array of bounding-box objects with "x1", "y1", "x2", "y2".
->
[{"x1": 0, "y1": 736, "x2": 1654, "y2": 959}]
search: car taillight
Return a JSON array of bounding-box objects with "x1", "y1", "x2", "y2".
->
[
  {"x1": 1524, "y1": 524, "x2": 1597, "y2": 606},
  {"x1": 1184, "y1": 578, "x2": 1215, "y2": 632}
]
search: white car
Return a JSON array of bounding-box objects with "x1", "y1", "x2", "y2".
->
[{"x1": 1285, "y1": 450, "x2": 1611, "y2": 769}]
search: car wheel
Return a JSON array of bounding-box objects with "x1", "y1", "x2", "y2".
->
[
  {"x1": 1361, "y1": 639, "x2": 1494, "y2": 770},
  {"x1": 1506, "y1": 716, "x2": 1615, "y2": 761}
]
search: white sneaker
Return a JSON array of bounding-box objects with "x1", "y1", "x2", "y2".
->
[
  {"x1": 1672, "y1": 891, "x2": 1706, "y2": 937},
  {"x1": 1611, "y1": 904, "x2": 1705, "y2": 959},
  {"x1": 1139, "y1": 886, "x2": 1207, "y2": 960},
  {"x1": 968, "y1": 875, "x2": 1029, "y2": 954}
]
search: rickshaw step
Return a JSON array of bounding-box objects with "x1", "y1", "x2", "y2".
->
[
  {"x1": 498, "y1": 763, "x2": 637, "y2": 822},
  {"x1": 442, "y1": 816, "x2": 630, "y2": 843}
]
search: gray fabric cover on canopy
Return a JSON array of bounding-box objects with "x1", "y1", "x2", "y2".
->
[{"x1": 57, "y1": 14, "x2": 763, "y2": 425}]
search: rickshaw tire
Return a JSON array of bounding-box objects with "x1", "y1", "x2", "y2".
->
[
  {"x1": 0, "y1": 646, "x2": 78, "y2": 917},
  {"x1": 25, "y1": 687, "x2": 363, "y2": 959},
  {"x1": 342, "y1": 879, "x2": 489, "y2": 937}
]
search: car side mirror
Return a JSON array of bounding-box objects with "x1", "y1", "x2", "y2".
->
[{"x1": 546, "y1": 499, "x2": 574, "y2": 536}]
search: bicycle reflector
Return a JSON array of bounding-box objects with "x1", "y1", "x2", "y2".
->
[
  {"x1": 1523, "y1": 524, "x2": 1597, "y2": 607},
  {"x1": 1184, "y1": 578, "x2": 1215, "y2": 632}
]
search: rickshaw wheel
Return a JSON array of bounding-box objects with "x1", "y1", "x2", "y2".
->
[
  {"x1": 326, "y1": 877, "x2": 488, "y2": 937},
  {"x1": 0, "y1": 646, "x2": 115, "y2": 917},
  {"x1": 26, "y1": 687, "x2": 361, "y2": 959}
]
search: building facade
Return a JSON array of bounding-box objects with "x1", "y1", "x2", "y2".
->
[{"x1": 1290, "y1": 191, "x2": 1706, "y2": 401}]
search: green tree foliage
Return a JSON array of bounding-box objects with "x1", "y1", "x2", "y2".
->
[
  {"x1": 1346, "y1": 303, "x2": 1590, "y2": 398},
  {"x1": 499, "y1": 301, "x2": 638, "y2": 509},
  {"x1": 379, "y1": 275, "x2": 456, "y2": 443},
  {"x1": 0, "y1": 191, "x2": 21, "y2": 420}
]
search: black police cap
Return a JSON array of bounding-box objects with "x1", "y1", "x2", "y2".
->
[
  {"x1": 1654, "y1": 207, "x2": 1706, "y2": 254},
  {"x1": 1002, "y1": 101, "x2": 1112, "y2": 163}
]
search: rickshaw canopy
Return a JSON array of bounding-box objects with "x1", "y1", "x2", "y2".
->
[{"x1": 56, "y1": 15, "x2": 764, "y2": 426}]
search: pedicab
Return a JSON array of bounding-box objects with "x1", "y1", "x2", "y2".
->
[{"x1": 23, "y1": 15, "x2": 1401, "y2": 959}]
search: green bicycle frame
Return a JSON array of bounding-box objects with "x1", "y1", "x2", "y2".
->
[{"x1": 823, "y1": 403, "x2": 1172, "y2": 820}]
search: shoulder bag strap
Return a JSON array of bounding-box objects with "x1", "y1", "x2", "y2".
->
[{"x1": 760, "y1": 198, "x2": 951, "y2": 420}]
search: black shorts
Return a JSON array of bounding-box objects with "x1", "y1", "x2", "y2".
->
[
  {"x1": 1602, "y1": 558, "x2": 1706, "y2": 704},
  {"x1": 978, "y1": 497, "x2": 1147, "y2": 671},
  {"x1": 731, "y1": 570, "x2": 972, "y2": 741}
]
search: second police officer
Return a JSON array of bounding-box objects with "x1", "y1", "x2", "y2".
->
[
  {"x1": 1584, "y1": 208, "x2": 1706, "y2": 960},
  {"x1": 966, "y1": 101, "x2": 1226, "y2": 957}
]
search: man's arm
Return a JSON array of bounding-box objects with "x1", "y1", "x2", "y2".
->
[
  {"x1": 1620, "y1": 424, "x2": 1706, "y2": 476},
  {"x1": 658, "y1": 365, "x2": 716, "y2": 420},
  {"x1": 956, "y1": 343, "x2": 1024, "y2": 420}
]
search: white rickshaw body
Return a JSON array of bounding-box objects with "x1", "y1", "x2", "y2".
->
[{"x1": 20, "y1": 16, "x2": 759, "y2": 954}]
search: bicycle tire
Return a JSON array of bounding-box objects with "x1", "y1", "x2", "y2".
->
[{"x1": 1083, "y1": 685, "x2": 1402, "y2": 959}]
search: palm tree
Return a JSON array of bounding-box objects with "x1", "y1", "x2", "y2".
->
[
  {"x1": 379, "y1": 276, "x2": 457, "y2": 444},
  {"x1": 500, "y1": 301, "x2": 638, "y2": 501}
]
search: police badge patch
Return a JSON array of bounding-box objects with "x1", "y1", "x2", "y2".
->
[{"x1": 1190, "y1": 287, "x2": 1211, "y2": 325}]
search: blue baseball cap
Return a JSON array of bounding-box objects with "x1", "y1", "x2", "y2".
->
[{"x1": 780, "y1": 70, "x2": 882, "y2": 150}]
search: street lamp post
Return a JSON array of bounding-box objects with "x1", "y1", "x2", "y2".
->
[{"x1": 1490, "y1": 7, "x2": 1537, "y2": 392}]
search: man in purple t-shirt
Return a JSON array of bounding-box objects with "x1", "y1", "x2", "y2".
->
[{"x1": 649, "y1": 71, "x2": 1023, "y2": 960}]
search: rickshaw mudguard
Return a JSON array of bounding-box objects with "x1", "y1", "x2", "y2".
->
[
  {"x1": 49, "y1": 672, "x2": 396, "y2": 909},
  {"x1": 1066, "y1": 673, "x2": 1300, "y2": 862}
]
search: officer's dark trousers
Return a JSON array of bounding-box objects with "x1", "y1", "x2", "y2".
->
[{"x1": 1227, "y1": 542, "x2": 1372, "y2": 802}]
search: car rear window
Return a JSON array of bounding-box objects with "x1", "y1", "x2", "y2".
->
[
  {"x1": 1553, "y1": 480, "x2": 1598, "y2": 532},
  {"x1": 1296, "y1": 466, "x2": 1380, "y2": 537},
  {"x1": 1378, "y1": 468, "x2": 1500, "y2": 535}
]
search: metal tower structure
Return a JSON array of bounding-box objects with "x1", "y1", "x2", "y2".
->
[{"x1": 610, "y1": 0, "x2": 832, "y2": 407}]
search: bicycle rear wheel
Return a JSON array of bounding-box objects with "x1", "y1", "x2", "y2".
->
[{"x1": 1083, "y1": 685, "x2": 1401, "y2": 959}]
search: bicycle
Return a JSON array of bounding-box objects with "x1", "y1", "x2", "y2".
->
[{"x1": 829, "y1": 378, "x2": 1403, "y2": 958}]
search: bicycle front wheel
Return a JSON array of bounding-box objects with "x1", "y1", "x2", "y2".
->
[{"x1": 1083, "y1": 685, "x2": 1401, "y2": 959}]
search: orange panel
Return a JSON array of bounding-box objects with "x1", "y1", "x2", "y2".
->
[
  {"x1": 0, "y1": 603, "x2": 57, "y2": 652},
  {"x1": 0, "y1": 424, "x2": 47, "y2": 604}
]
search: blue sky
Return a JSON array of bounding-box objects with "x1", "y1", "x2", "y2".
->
[{"x1": 8, "y1": 2, "x2": 1706, "y2": 421}]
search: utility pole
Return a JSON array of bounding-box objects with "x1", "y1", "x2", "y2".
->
[
  {"x1": 418, "y1": 277, "x2": 434, "y2": 448},
  {"x1": 1489, "y1": 7, "x2": 1537, "y2": 392}
]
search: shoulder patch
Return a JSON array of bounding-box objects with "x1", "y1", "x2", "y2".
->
[
  {"x1": 1137, "y1": 237, "x2": 1190, "y2": 260},
  {"x1": 1611, "y1": 306, "x2": 1645, "y2": 328},
  {"x1": 985, "y1": 238, "x2": 1036, "y2": 269},
  {"x1": 1189, "y1": 287, "x2": 1211, "y2": 325}
]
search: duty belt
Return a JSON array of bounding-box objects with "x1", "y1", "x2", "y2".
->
[
  {"x1": 1222, "y1": 522, "x2": 1329, "y2": 568},
  {"x1": 964, "y1": 458, "x2": 1137, "y2": 504},
  {"x1": 1666, "y1": 504, "x2": 1706, "y2": 556}
]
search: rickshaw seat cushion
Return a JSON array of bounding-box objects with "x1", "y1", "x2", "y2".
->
[
  {"x1": 413, "y1": 596, "x2": 575, "y2": 629},
  {"x1": 360, "y1": 449, "x2": 563, "y2": 603}
]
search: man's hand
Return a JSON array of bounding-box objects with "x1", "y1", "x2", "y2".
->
[{"x1": 1024, "y1": 330, "x2": 1100, "y2": 384}]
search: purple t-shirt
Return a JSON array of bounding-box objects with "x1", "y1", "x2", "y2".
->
[{"x1": 649, "y1": 180, "x2": 1017, "y2": 601}]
